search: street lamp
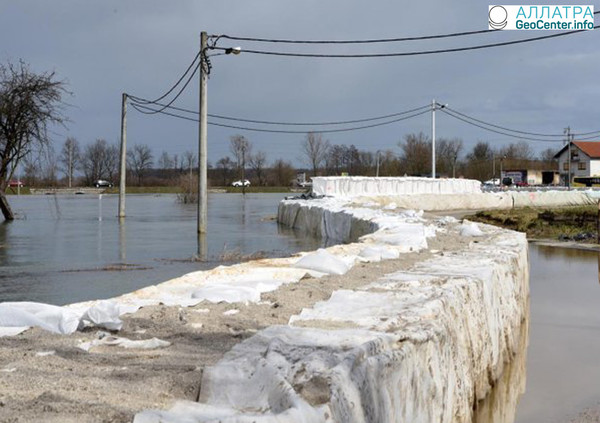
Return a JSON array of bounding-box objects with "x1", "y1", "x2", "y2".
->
[{"x1": 431, "y1": 99, "x2": 447, "y2": 179}]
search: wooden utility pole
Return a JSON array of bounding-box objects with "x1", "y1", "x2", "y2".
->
[
  {"x1": 118, "y1": 93, "x2": 127, "y2": 218},
  {"x1": 198, "y1": 32, "x2": 208, "y2": 234}
]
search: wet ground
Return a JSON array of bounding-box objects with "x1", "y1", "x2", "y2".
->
[{"x1": 0, "y1": 193, "x2": 320, "y2": 305}]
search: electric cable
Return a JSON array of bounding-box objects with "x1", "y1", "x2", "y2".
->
[
  {"x1": 215, "y1": 10, "x2": 599, "y2": 44},
  {"x1": 128, "y1": 61, "x2": 200, "y2": 115},
  {"x1": 127, "y1": 96, "x2": 430, "y2": 126},
  {"x1": 133, "y1": 52, "x2": 200, "y2": 104},
  {"x1": 130, "y1": 102, "x2": 430, "y2": 134},
  {"x1": 211, "y1": 26, "x2": 599, "y2": 58},
  {"x1": 440, "y1": 108, "x2": 565, "y2": 142}
]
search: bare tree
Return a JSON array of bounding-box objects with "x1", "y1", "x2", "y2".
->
[
  {"x1": 437, "y1": 138, "x2": 463, "y2": 178},
  {"x1": 302, "y1": 132, "x2": 329, "y2": 177},
  {"x1": 271, "y1": 159, "x2": 295, "y2": 186},
  {"x1": 249, "y1": 151, "x2": 267, "y2": 185},
  {"x1": 0, "y1": 61, "x2": 68, "y2": 220},
  {"x1": 398, "y1": 132, "x2": 431, "y2": 176},
  {"x1": 58, "y1": 137, "x2": 80, "y2": 188},
  {"x1": 539, "y1": 147, "x2": 558, "y2": 168},
  {"x1": 157, "y1": 151, "x2": 174, "y2": 170},
  {"x1": 216, "y1": 156, "x2": 234, "y2": 186},
  {"x1": 127, "y1": 144, "x2": 154, "y2": 186},
  {"x1": 229, "y1": 135, "x2": 251, "y2": 181},
  {"x1": 80, "y1": 139, "x2": 119, "y2": 185}
]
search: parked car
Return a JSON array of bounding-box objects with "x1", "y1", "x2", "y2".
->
[
  {"x1": 515, "y1": 181, "x2": 529, "y2": 187},
  {"x1": 483, "y1": 178, "x2": 500, "y2": 186},
  {"x1": 8, "y1": 180, "x2": 24, "y2": 188},
  {"x1": 94, "y1": 180, "x2": 113, "y2": 188},
  {"x1": 231, "y1": 179, "x2": 250, "y2": 187}
]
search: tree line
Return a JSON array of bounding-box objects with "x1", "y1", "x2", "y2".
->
[{"x1": 19, "y1": 132, "x2": 558, "y2": 189}]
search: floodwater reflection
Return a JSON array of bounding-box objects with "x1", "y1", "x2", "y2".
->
[
  {"x1": 0, "y1": 193, "x2": 321, "y2": 305},
  {"x1": 472, "y1": 307, "x2": 529, "y2": 423},
  {"x1": 473, "y1": 243, "x2": 600, "y2": 423}
]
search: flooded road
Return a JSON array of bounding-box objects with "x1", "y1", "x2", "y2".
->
[{"x1": 0, "y1": 193, "x2": 320, "y2": 305}]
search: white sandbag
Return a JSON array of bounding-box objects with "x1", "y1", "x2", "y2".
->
[
  {"x1": 0, "y1": 302, "x2": 81, "y2": 335},
  {"x1": 293, "y1": 249, "x2": 351, "y2": 275},
  {"x1": 80, "y1": 300, "x2": 123, "y2": 331},
  {"x1": 358, "y1": 246, "x2": 400, "y2": 262},
  {"x1": 459, "y1": 221, "x2": 485, "y2": 237},
  {"x1": 78, "y1": 331, "x2": 171, "y2": 352}
]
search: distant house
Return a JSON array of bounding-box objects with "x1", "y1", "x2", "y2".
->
[
  {"x1": 553, "y1": 141, "x2": 600, "y2": 184},
  {"x1": 500, "y1": 169, "x2": 560, "y2": 186}
]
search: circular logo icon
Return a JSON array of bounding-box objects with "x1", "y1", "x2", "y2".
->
[{"x1": 489, "y1": 5, "x2": 508, "y2": 29}]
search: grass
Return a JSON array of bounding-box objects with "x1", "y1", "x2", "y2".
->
[
  {"x1": 222, "y1": 186, "x2": 296, "y2": 194},
  {"x1": 4, "y1": 187, "x2": 31, "y2": 195},
  {"x1": 466, "y1": 206, "x2": 598, "y2": 241},
  {"x1": 103, "y1": 186, "x2": 183, "y2": 194}
]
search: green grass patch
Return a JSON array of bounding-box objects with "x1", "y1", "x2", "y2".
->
[
  {"x1": 466, "y1": 206, "x2": 598, "y2": 241},
  {"x1": 104, "y1": 186, "x2": 183, "y2": 194},
  {"x1": 222, "y1": 186, "x2": 294, "y2": 193},
  {"x1": 4, "y1": 187, "x2": 31, "y2": 195}
]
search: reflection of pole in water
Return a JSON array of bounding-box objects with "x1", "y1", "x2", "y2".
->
[
  {"x1": 118, "y1": 217, "x2": 126, "y2": 263},
  {"x1": 197, "y1": 232, "x2": 207, "y2": 261},
  {"x1": 597, "y1": 251, "x2": 600, "y2": 286},
  {"x1": 98, "y1": 194, "x2": 102, "y2": 221}
]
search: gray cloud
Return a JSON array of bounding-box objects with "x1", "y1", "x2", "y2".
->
[{"x1": 1, "y1": 0, "x2": 597, "y2": 164}]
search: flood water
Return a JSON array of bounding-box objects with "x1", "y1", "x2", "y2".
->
[
  {"x1": 514, "y1": 245, "x2": 600, "y2": 423},
  {"x1": 477, "y1": 244, "x2": 600, "y2": 423},
  {"x1": 0, "y1": 193, "x2": 320, "y2": 305}
]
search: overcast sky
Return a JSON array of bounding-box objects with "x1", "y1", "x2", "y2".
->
[{"x1": 1, "y1": 1, "x2": 598, "y2": 166}]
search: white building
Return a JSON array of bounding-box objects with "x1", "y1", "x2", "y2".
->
[{"x1": 554, "y1": 141, "x2": 600, "y2": 184}]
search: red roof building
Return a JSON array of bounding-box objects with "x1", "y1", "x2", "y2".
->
[{"x1": 554, "y1": 141, "x2": 600, "y2": 183}]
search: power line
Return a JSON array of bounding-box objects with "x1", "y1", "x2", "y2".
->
[
  {"x1": 127, "y1": 96, "x2": 430, "y2": 126},
  {"x1": 211, "y1": 26, "x2": 599, "y2": 58},
  {"x1": 130, "y1": 102, "x2": 430, "y2": 134},
  {"x1": 215, "y1": 29, "x2": 497, "y2": 44},
  {"x1": 440, "y1": 108, "x2": 565, "y2": 142},
  {"x1": 444, "y1": 106, "x2": 600, "y2": 139},
  {"x1": 134, "y1": 52, "x2": 200, "y2": 104},
  {"x1": 128, "y1": 61, "x2": 200, "y2": 115},
  {"x1": 445, "y1": 106, "x2": 564, "y2": 138},
  {"x1": 214, "y1": 11, "x2": 600, "y2": 44}
]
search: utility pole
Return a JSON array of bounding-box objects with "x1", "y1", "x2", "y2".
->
[
  {"x1": 375, "y1": 150, "x2": 381, "y2": 177},
  {"x1": 118, "y1": 93, "x2": 127, "y2": 218},
  {"x1": 198, "y1": 32, "x2": 208, "y2": 234},
  {"x1": 68, "y1": 142, "x2": 73, "y2": 189},
  {"x1": 431, "y1": 99, "x2": 436, "y2": 179},
  {"x1": 565, "y1": 126, "x2": 572, "y2": 190}
]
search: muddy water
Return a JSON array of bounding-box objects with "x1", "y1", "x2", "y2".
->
[
  {"x1": 0, "y1": 193, "x2": 320, "y2": 305},
  {"x1": 476, "y1": 244, "x2": 600, "y2": 423}
]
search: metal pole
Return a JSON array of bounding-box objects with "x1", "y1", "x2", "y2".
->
[
  {"x1": 68, "y1": 142, "x2": 72, "y2": 188},
  {"x1": 198, "y1": 32, "x2": 208, "y2": 234},
  {"x1": 118, "y1": 93, "x2": 127, "y2": 218},
  {"x1": 566, "y1": 126, "x2": 572, "y2": 190},
  {"x1": 376, "y1": 150, "x2": 380, "y2": 177},
  {"x1": 431, "y1": 99, "x2": 436, "y2": 179}
]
